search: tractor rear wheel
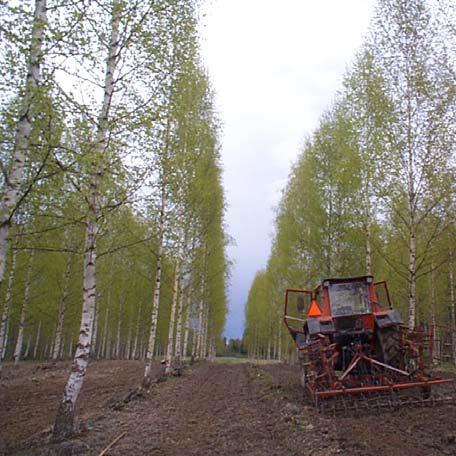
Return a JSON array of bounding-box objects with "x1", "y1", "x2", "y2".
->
[{"x1": 376, "y1": 325, "x2": 402, "y2": 368}]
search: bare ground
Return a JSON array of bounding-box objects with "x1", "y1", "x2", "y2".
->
[{"x1": 1, "y1": 360, "x2": 456, "y2": 455}]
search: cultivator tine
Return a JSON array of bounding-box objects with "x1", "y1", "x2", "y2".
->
[{"x1": 313, "y1": 384, "x2": 456, "y2": 415}]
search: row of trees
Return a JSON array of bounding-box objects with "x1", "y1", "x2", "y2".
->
[
  {"x1": 0, "y1": 0, "x2": 229, "y2": 440},
  {"x1": 243, "y1": 0, "x2": 456, "y2": 359}
]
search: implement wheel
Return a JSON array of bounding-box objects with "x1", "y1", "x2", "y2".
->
[{"x1": 377, "y1": 325, "x2": 402, "y2": 368}]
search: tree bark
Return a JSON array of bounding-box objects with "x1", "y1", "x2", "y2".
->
[
  {"x1": 132, "y1": 303, "x2": 141, "y2": 360},
  {"x1": 100, "y1": 306, "x2": 109, "y2": 359},
  {"x1": 174, "y1": 277, "x2": 185, "y2": 365},
  {"x1": 125, "y1": 319, "x2": 132, "y2": 360},
  {"x1": 195, "y1": 274, "x2": 205, "y2": 359},
  {"x1": 182, "y1": 296, "x2": 191, "y2": 359},
  {"x1": 52, "y1": 250, "x2": 72, "y2": 361},
  {"x1": 449, "y1": 247, "x2": 456, "y2": 365},
  {"x1": 13, "y1": 250, "x2": 35, "y2": 364},
  {"x1": 165, "y1": 261, "x2": 180, "y2": 375},
  {"x1": 52, "y1": 0, "x2": 120, "y2": 441},
  {"x1": 0, "y1": 239, "x2": 18, "y2": 372},
  {"x1": 143, "y1": 186, "x2": 165, "y2": 388},
  {"x1": 0, "y1": 0, "x2": 47, "y2": 289},
  {"x1": 430, "y1": 264, "x2": 439, "y2": 362},
  {"x1": 33, "y1": 320, "x2": 41, "y2": 359},
  {"x1": 91, "y1": 302, "x2": 99, "y2": 358},
  {"x1": 115, "y1": 296, "x2": 123, "y2": 359}
]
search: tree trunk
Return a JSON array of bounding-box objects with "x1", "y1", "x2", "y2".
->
[
  {"x1": 183, "y1": 297, "x2": 191, "y2": 359},
  {"x1": 143, "y1": 186, "x2": 165, "y2": 388},
  {"x1": 100, "y1": 306, "x2": 109, "y2": 359},
  {"x1": 0, "y1": 0, "x2": 47, "y2": 289},
  {"x1": 52, "y1": 250, "x2": 72, "y2": 361},
  {"x1": 33, "y1": 320, "x2": 42, "y2": 359},
  {"x1": 365, "y1": 219, "x2": 372, "y2": 276},
  {"x1": 91, "y1": 302, "x2": 99, "y2": 358},
  {"x1": 191, "y1": 326, "x2": 197, "y2": 360},
  {"x1": 13, "y1": 250, "x2": 35, "y2": 364},
  {"x1": 115, "y1": 296, "x2": 123, "y2": 359},
  {"x1": 125, "y1": 319, "x2": 132, "y2": 360},
  {"x1": 165, "y1": 261, "x2": 180, "y2": 375},
  {"x1": 52, "y1": 1, "x2": 120, "y2": 441},
  {"x1": 277, "y1": 317, "x2": 282, "y2": 362},
  {"x1": 132, "y1": 303, "x2": 141, "y2": 360},
  {"x1": 407, "y1": 220, "x2": 417, "y2": 329},
  {"x1": 68, "y1": 338, "x2": 73, "y2": 359},
  {"x1": 174, "y1": 278, "x2": 185, "y2": 366},
  {"x1": 430, "y1": 264, "x2": 439, "y2": 362},
  {"x1": 449, "y1": 248, "x2": 456, "y2": 365},
  {"x1": 0, "y1": 239, "x2": 18, "y2": 372},
  {"x1": 202, "y1": 305, "x2": 209, "y2": 359},
  {"x1": 195, "y1": 276, "x2": 205, "y2": 359},
  {"x1": 24, "y1": 336, "x2": 32, "y2": 359}
]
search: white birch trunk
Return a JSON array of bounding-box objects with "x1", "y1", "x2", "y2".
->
[
  {"x1": 115, "y1": 297, "x2": 123, "y2": 359},
  {"x1": 191, "y1": 326, "x2": 197, "y2": 360},
  {"x1": 200, "y1": 305, "x2": 209, "y2": 359},
  {"x1": 91, "y1": 303, "x2": 99, "y2": 358},
  {"x1": 165, "y1": 261, "x2": 180, "y2": 375},
  {"x1": 143, "y1": 187, "x2": 165, "y2": 387},
  {"x1": 13, "y1": 250, "x2": 34, "y2": 364},
  {"x1": 407, "y1": 220, "x2": 417, "y2": 329},
  {"x1": 125, "y1": 320, "x2": 132, "y2": 360},
  {"x1": 101, "y1": 306, "x2": 109, "y2": 359},
  {"x1": 52, "y1": 251, "x2": 72, "y2": 361},
  {"x1": 0, "y1": 240, "x2": 18, "y2": 371},
  {"x1": 195, "y1": 277, "x2": 205, "y2": 359},
  {"x1": 365, "y1": 220, "x2": 372, "y2": 276},
  {"x1": 0, "y1": 0, "x2": 47, "y2": 289},
  {"x1": 277, "y1": 317, "x2": 282, "y2": 362},
  {"x1": 174, "y1": 278, "x2": 185, "y2": 365},
  {"x1": 24, "y1": 336, "x2": 32, "y2": 359},
  {"x1": 430, "y1": 265, "x2": 439, "y2": 362},
  {"x1": 132, "y1": 303, "x2": 141, "y2": 360},
  {"x1": 183, "y1": 297, "x2": 191, "y2": 359},
  {"x1": 33, "y1": 321, "x2": 41, "y2": 359},
  {"x1": 52, "y1": 1, "x2": 120, "y2": 441},
  {"x1": 449, "y1": 248, "x2": 456, "y2": 365}
]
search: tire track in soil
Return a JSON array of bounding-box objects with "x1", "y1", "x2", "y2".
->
[{"x1": 89, "y1": 362, "x2": 337, "y2": 456}]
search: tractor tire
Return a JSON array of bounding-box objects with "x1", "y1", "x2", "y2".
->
[{"x1": 376, "y1": 325, "x2": 402, "y2": 368}]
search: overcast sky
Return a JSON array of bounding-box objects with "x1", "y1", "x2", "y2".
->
[{"x1": 200, "y1": 0, "x2": 376, "y2": 339}]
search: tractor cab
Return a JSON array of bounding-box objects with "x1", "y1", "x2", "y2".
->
[{"x1": 284, "y1": 275, "x2": 401, "y2": 347}]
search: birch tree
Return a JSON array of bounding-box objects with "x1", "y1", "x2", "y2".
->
[
  {"x1": 52, "y1": 0, "x2": 122, "y2": 440},
  {"x1": 0, "y1": 1, "x2": 47, "y2": 288}
]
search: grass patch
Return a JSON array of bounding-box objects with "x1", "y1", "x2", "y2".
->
[{"x1": 212, "y1": 357, "x2": 251, "y2": 364}]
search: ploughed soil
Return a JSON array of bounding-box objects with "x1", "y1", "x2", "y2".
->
[{"x1": 1, "y1": 359, "x2": 456, "y2": 455}]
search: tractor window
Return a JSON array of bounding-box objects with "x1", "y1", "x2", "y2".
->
[
  {"x1": 328, "y1": 282, "x2": 370, "y2": 316},
  {"x1": 285, "y1": 290, "x2": 312, "y2": 332}
]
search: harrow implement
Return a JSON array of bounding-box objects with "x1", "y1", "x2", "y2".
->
[{"x1": 284, "y1": 275, "x2": 455, "y2": 411}]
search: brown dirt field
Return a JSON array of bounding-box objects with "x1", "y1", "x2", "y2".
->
[{"x1": 1, "y1": 360, "x2": 456, "y2": 455}]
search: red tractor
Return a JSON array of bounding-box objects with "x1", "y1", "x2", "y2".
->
[{"x1": 284, "y1": 275, "x2": 453, "y2": 409}]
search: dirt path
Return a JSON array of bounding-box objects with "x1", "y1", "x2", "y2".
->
[
  {"x1": 77, "y1": 362, "x2": 338, "y2": 456},
  {"x1": 1, "y1": 360, "x2": 456, "y2": 455}
]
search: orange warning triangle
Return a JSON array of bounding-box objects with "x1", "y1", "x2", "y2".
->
[{"x1": 308, "y1": 300, "x2": 322, "y2": 317}]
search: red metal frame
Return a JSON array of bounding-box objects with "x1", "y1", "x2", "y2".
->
[{"x1": 284, "y1": 276, "x2": 454, "y2": 404}]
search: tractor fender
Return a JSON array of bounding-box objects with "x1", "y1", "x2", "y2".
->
[{"x1": 375, "y1": 309, "x2": 402, "y2": 328}]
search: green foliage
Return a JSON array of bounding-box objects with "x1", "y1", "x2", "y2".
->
[
  {"x1": 0, "y1": 0, "x2": 228, "y2": 362},
  {"x1": 243, "y1": 0, "x2": 456, "y2": 357}
]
